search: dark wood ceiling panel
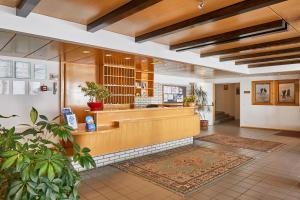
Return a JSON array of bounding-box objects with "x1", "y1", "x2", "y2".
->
[
  {"x1": 197, "y1": 29, "x2": 299, "y2": 54},
  {"x1": 17, "y1": 0, "x2": 41, "y2": 17},
  {"x1": 33, "y1": 0, "x2": 130, "y2": 25},
  {"x1": 0, "y1": 31, "x2": 15, "y2": 50},
  {"x1": 88, "y1": 0, "x2": 162, "y2": 32},
  {"x1": 106, "y1": 0, "x2": 243, "y2": 37},
  {"x1": 154, "y1": 8, "x2": 280, "y2": 47},
  {"x1": 0, "y1": 0, "x2": 21, "y2": 7},
  {"x1": 135, "y1": 0, "x2": 287, "y2": 42},
  {"x1": 201, "y1": 36, "x2": 300, "y2": 57},
  {"x1": 248, "y1": 60, "x2": 300, "y2": 68},
  {"x1": 170, "y1": 20, "x2": 287, "y2": 51},
  {"x1": 236, "y1": 53, "x2": 300, "y2": 65},
  {"x1": 0, "y1": 34, "x2": 50, "y2": 57},
  {"x1": 220, "y1": 46, "x2": 300, "y2": 61}
]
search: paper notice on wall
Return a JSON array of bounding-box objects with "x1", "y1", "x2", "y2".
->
[
  {"x1": 0, "y1": 80, "x2": 10, "y2": 95},
  {"x1": 13, "y1": 80, "x2": 26, "y2": 95},
  {"x1": 29, "y1": 81, "x2": 40, "y2": 95}
]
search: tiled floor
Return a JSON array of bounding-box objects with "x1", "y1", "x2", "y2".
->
[{"x1": 79, "y1": 121, "x2": 300, "y2": 200}]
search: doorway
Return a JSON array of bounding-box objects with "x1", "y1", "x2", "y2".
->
[{"x1": 214, "y1": 83, "x2": 240, "y2": 125}]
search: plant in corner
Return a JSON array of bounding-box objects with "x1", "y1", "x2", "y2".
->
[
  {"x1": 194, "y1": 86, "x2": 211, "y2": 130},
  {"x1": 79, "y1": 81, "x2": 111, "y2": 111},
  {"x1": 0, "y1": 108, "x2": 96, "y2": 200}
]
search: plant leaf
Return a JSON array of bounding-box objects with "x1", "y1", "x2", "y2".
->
[
  {"x1": 1, "y1": 155, "x2": 18, "y2": 170},
  {"x1": 39, "y1": 162, "x2": 49, "y2": 177},
  {"x1": 30, "y1": 107, "x2": 38, "y2": 124},
  {"x1": 39, "y1": 115, "x2": 48, "y2": 121},
  {"x1": 48, "y1": 164, "x2": 55, "y2": 181}
]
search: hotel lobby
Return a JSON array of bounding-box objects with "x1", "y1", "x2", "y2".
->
[{"x1": 0, "y1": 0, "x2": 299, "y2": 200}]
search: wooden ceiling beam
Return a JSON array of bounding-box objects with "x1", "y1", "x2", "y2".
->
[
  {"x1": 220, "y1": 46, "x2": 300, "y2": 61},
  {"x1": 88, "y1": 0, "x2": 162, "y2": 32},
  {"x1": 135, "y1": 0, "x2": 287, "y2": 43},
  {"x1": 17, "y1": 0, "x2": 40, "y2": 17},
  {"x1": 170, "y1": 20, "x2": 287, "y2": 51},
  {"x1": 236, "y1": 54, "x2": 300, "y2": 65},
  {"x1": 248, "y1": 60, "x2": 300, "y2": 68},
  {"x1": 201, "y1": 36, "x2": 300, "y2": 57}
]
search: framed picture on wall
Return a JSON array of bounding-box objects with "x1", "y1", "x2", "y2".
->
[
  {"x1": 34, "y1": 64, "x2": 47, "y2": 80},
  {"x1": 15, "y1": 61, "x2": 31, "y2": 79},
  {"x1": 252, "y1": 80, "x2": 274, "y2": 105},
  {"x1": 274, "y1": 79, "x2": 299, "y2": 106},
  {"x1": 0, "y1": 59, "x2": 13, "y2": 78}
]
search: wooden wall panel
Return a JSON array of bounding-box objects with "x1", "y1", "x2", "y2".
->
[{"x1": 63, "y1": 63, "x2": 99, "y2": 123}]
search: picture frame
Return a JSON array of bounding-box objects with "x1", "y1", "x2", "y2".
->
[
  {"x1": 274, "y1": 79, "x2": 299, "y2": 106},
  {"x1": 15, "y1": 61, "x2": 31, "y2": 79},
  {"x1": 224, "y1": 85, "x2": 229, "y2": 90},
  {"x1": 252, "y1": 80, "x2": 274, "y2": 105},
  {"x1": 0, "y1": 59, "x2": 13, "y2": 78},
  {"x1": 34, "y1": 64, "x2": 47, "y2": 80}
]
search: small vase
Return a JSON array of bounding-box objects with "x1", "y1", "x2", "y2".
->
[{"x1": 87, "y1": 102, "x2": 104, "y2": 111}]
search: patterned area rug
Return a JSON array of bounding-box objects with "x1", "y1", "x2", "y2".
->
[
  {"x1": 275, "y1": 131, "x2": 300, "y2": 138},
  {"x1": 112, "y1": 145, "x2": 252, "y2": 195},
  {"x1": 198, "y1": 134, "x2": 284, "y2": 152}
]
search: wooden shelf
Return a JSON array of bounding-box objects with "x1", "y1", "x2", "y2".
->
[{"x1": 135, "y1": 57, "x2": 154, "y2": 97}]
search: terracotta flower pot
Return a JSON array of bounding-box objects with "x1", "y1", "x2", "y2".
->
[
  {"x1": 87, "y1": 102, "x2": 104, "y2": 111},
  {"x1": 200, "y1": 120, "x2": 209, "y2": 130}
]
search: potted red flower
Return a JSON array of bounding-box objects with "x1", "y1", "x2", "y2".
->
[
  {"x1": 79, "y1": 81, "x2": 111, "y2": 111},
  {"x1": 195, "y1": 86, "x2": 211, "y2": 130}
]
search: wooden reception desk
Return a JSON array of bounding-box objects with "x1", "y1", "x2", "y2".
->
[{"x1": 69, "y1": 107, "x2": 200, "y2": 156}]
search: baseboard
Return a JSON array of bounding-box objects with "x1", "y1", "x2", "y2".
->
[{"x1": 240, "y1": 125, "x2": 300, "y2": 132}]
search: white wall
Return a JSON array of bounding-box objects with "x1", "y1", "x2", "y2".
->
[
  {"x1": 0, "y1": 55, "x2": 60, "y2": 128},
  {"x1": 213, "y1": 74, "x2": 300, "y2": 131},
  {"x1": 155, "y1": 74, "x2": 214, "y2": 125},
  {"x1": 215, "y1": 83, "x2": 240, "y2": 119}
]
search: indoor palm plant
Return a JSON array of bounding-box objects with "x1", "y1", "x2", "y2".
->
[
  {"x1": 195, "y1": 86, "x2": 210, "y2": 130},
  {"x1": 79, "y1": 81, "x2": 111, "y2": 111},
  {"x1": 0, "y1": 108, "x2": 96, "y2": 200}
]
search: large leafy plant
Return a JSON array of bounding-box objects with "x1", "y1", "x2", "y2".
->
[
  {"x1": 194, "y1": 86, "x2": 211, "y2": 120},
  {"x1": 0, "y1": 108, "x2": 96, "y2": 200},
  {"x1": 79, "y1": 82, "x2": 110, "y2": 102}
]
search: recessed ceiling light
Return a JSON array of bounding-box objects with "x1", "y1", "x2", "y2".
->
[
  {"x1": 105, "y1": 54, "x2": 112, "y2": 57},
  {"x1": 124, "y1": 57, "x2": 131, "y2": 60},
  {"x1": 141, "y1": 59, "x2": 147, "y2": 62},
  {"x1": 82, "y1": 50, "x2": 90, "y2": 54}
]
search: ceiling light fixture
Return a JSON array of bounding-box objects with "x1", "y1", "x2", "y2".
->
[
  {"x1": 198, "y1": 0, "x2": 205, "y2": 10},
  {"x1": 124, "y1": 57, "x2": 131, "y2": 60},
  {"x1": 82, "y1": 50, "x2": 90, "y2": 54},
  {"x1": 105, "y1": 54, "x2": 112, "y2": 57}
]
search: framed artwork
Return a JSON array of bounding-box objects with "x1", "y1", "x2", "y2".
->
[
  {"x1": 13, "y1": 80, "x2": 26, "y2": 95},
  {"x1": 0, "y1": 59, "x2": 13, "y2": 78},
  {"x1": 252, "y1": 80, "x2": 274, "y2": 105},
  {"x1": 275, "y1": 79, "x2": 299, "y2": 106},
  {"x1": 34, "y1": 64, "x2": 47, "y2": 80},
  {"x1": 15, "y1": 61, "x2": 31, "y2": 79}
]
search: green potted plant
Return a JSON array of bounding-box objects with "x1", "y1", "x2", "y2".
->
[
  {"x1": 79, "y1": 81, "x2": 111, "y2": 111},
  {"x1": 0, "y1": 108, "x2": 96, "y2": 200},
  {"x1": 195, "y1": 86, "x2": 210, "y2": 130},
  {"x1": 183, "y1": 95, "x2": 196, "y2": 107}
]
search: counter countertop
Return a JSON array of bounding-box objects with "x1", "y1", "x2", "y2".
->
[{"x1": 87, "y1": 106, "x2": 196, "y2": 114}]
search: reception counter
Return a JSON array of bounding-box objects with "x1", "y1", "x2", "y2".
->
[{"x1": 68, "y1": 107, "x2": 200, "y2": 157}]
